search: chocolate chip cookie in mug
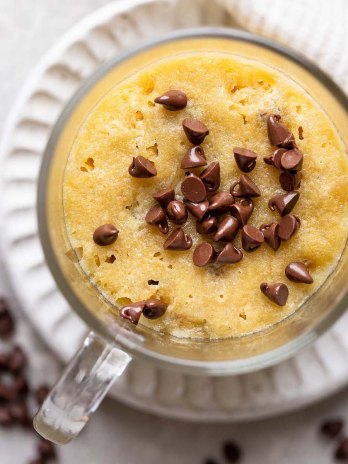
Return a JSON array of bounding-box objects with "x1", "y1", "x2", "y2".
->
[{"x1": 63, "y1": 53, "x2": 348, "y2": 340}]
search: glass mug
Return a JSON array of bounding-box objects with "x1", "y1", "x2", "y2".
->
[{"x1": 34, "y1": 28, "x2": 348, "y2": 444}]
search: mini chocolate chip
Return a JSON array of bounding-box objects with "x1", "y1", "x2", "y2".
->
[
  {"x1": 145, "y1": 205, "x2": 169, "y2": 234},
  {"x1": 185, "y1": 200, "x2": 209, "y2": 221},
  {"x1": 214, "y1": 216, "x2": 239, "y2": 242},
  {"x1": 120, "y1": 302, "x2": 144, "y2": 325},
  {"x1": 335, "y1": 438, "x2": 348, "y2": 460},
  {"x1": 181, "y1": 174, "x2": 207, "y2": 203},
  {"x1": 193, "y1": 243, "x2": 216, "y2": 267},
  {"x1": 154, "y1": 90, "x2": 187, "y2": 110},
  {"x1": 196, "y1": 215, "x2": 218, "y2": 235},
  {"x1": 280, "y1": 148, "x2": 303, "y2": 172},
  {"x1": 208, "y1": 192, "x2": 234, "y2": 213},
  {"x1": 242, "y1": 225, "x2": 264, "y2": 252},
  {"x1": 35, "y1": 385, "x2": 50, "y2": 406},
  {"x1": 181, "y1": 145, "x2": 207, "y2": 169},
  {"x1": 0, "y1": 406, "x2": 13, "y2": 426},
  {"x1": 233, "y1": 147, "x2": 257, "y2": 172},
  {"x1": 267, "y1": 114, "x2": 296, "y2": 148},
  {"x1": 223, "y1": 441, "x2": 242, "y2": 463},
  {"x1": 128, "y1": 155, "x2": 157, "y2": 178},
  {"x1": 230, "y1": 199, "x2": 254, "y2": 227},
  {"x1": 278, "y1": 214, "x2": 301, "y2": 240},
  {"x1": 230, "y1": 174, "x2": 261, "y2": 198},
  {"x1": 8, "y1": 346, "x2": 26, "y2": 373},
  {"x1": 153, "y1": 188, "x2": 175, "y2": 206},
  {"x1": 166, "y1": 200, "x2": 188, "y2": 225},
  {"x1": 148, "y1": 280, "x2": 159, "y2": 286},
  {"x1": 38, "y1": 439, "x2": 56, "y2": 460},
  {"x1": 142, "y1": 299, "x2": 167, "y2": 320},
  {"x1": 10, "y1": 402, "x2": 29, "y2": 426},
  {"x1": 320, "y1": 419, "x2": 344, "y2": 439},
  {"x1": 268, "y1": 191, "x2": 300, "y2": 216},
  {"x1": 0, "y1": 299, "x2": 14, "y2": 339},
  {"x1": 93, "y1": 224, "x2": 119, "y2": 246},
  {"x1": 215, "y1": 243, "x2": 243, "y2": 265},
  {"x1": 260, "y1": 282, "x2": 289, "y2": 306},
  {"x1": 260, "y1": 222, "x2": 281, "y2": 251},
  {"x1": 163, "y1": 228, "x2": 192, "y2": 251},
  {"x1": 182, "y1": 118, "x2": 209, "y2": 145},
  {"x1": 200, "y1": 161, "x2": 220, "y2": 192},
  {"x1": 279, "y1": 171, "x2": 301, "y2": 191},
  {"x1": 285, "y1": 261, "x2": 313, "y2": 284}
]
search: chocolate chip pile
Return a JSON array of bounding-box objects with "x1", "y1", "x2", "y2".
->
[
  {"x1": 92, "y1": 89, "x2": 315, "y2": 324},
  {"x1": 0, "y1": 298, "x2": 57, "y2": 464}
]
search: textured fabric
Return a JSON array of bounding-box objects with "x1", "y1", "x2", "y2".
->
[{"x1": 220, "y1": 0, "x2": 348, "y2": 94}]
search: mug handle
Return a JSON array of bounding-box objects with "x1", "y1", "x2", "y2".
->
[{"x1": 33, "y1": 331, "x2": 131, "y2": 444}]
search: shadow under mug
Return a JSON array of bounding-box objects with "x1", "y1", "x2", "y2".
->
[{"x1": 34, "y1": 28, "x2": 348, "y2": 444}]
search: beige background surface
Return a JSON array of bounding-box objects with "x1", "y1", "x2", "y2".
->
[{"x1": 1, "y1": 1, "x2": 348, "y2": 463}]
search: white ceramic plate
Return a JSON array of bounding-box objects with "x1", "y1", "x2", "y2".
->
[{"x1": 1, "y1": 0, "x2": 348, "y2": 422}]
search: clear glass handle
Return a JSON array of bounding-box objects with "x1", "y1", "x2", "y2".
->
[{"x1": 33, "y1": 331, "x2": 131, "y2": 444}]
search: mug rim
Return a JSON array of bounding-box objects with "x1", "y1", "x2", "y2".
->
[{"x1": 37, "y1": 26, "x2": 348, "y2": 375}]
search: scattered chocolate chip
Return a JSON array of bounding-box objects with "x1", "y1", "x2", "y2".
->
[
  {"x1": 154, "y1": 90, "x2": 187, "y2": 110},
  {"x1": 260, "y1": 282, "x2": 289, "y2": 306},
  {"x1": 128, "y1": 155, "x2": 157, "y2": 178},
  {"x1": 147, "y1": 280, "x2": 159, "y2": 286},
  {"x1": 200, "y1": 161, "x2": 220, "y2": 192},
  {"x1": 163, "y1": 228, "x2": 192, "y2": 251},
  {"x1": 230, "y1": 199, "x2": 254, "y2": 227},
  {"x1": 0, "y1": 406, "x2": 13, "y2": 426},
  {"x1": 280, "y1": 148, "x2": 303, "y2": 172},
  {"x1": 230, "y1": 174, "x2": 261, "y2": 198},
  {"x1": 38, "y1": 438, "x2": 56, "y2": 460},
  {"x1": 285, "y1": 261, "x2": 313, "y2": 284},
  {"x1": 166, "y1": 200, "x2": 188, "y2": 225},
  {"x1": 242, "y1": 225, "x2": 264, "y2": 252},
  {"x1": 181, "y1": 174, "x2": 207, "y2": 203},
  {"x1": 153, "y1": 188, "x2": 175, "y2": 206},
  {"x1": 216, "y1": 243, "x2": 243, "y2": 265},
  {"x1": 193, "y1": 243, "x2": 216, "y2": 267},
  {"x1": 208, "y1": 191, "x2": 234, "y2": 214},
  {"x1": 145, "y1": 205, "x2": 169, "y2": 234},
  {"x1": 181, "y1": 145, "x2": 207, "y2": 169},
  {"x1": 93, "y1": 224, "x2": 119, "y2": 246},
  {"x1": 223, "y1": 441, "x2": 242, "y2": 463},
  {"x1": 182, "y1": 118, "x2": 209, "y2": 145},
  {"x1": 0, "y1": 383, "x2": 16, "y2": 402},
  {"x1": 185, "y1": 200, "x2": 209, "y2": 221},
  {"x1": 0, "y1": 299, "x2": 14, "y2": 338},
  {"x1": 196, "y1": 215, "x2": 218, "y2": 235},
  {"x1": 267, "y1": 114, "x2": 296, "y2": 148},
  {"x1": 233, "y1": 147, "x2": 257, "y2": 172},
  {"x1": 214, "y1": 216, "x2": 239, "y2": 242},
  {"x1": 8, "y1": 346, "x2": 26, "y2": 373},
  {"x1": 320, "y1": 419, "x2": 344, "y2": 439},
  {"x1": 335, "y1": 438, "x2": 348, "y2": 461},
  {"x1": 260, "y1": 223, "x2": 281, "y2": 251},
  {"x1": 264, "y1": 148, "x2": 287, "y2": 169},
  {"x1": 35, "y1": 385, "x2": 50, "y2": 406},
  {"x1": 120, "y1": 302, "x2": 144, "y2": 325},
  {"x1": 10, "y1": 401, "x2": 29, "y2": 426},
  {"x1": 278, "y1": 214, "x2": 301, "y2": 240},
  {"x1": 13, "y1": 375, "x2": 29, "y2": 397},
  {"x1": 279, "y1": 171, "x2": 301, "y2": 191},
  {"x1": 268, "y1": 191, "x2": 300, "y2": 216},
  {"x1": 142, "y1": 299, "x2": 167, "y2": 320}
]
